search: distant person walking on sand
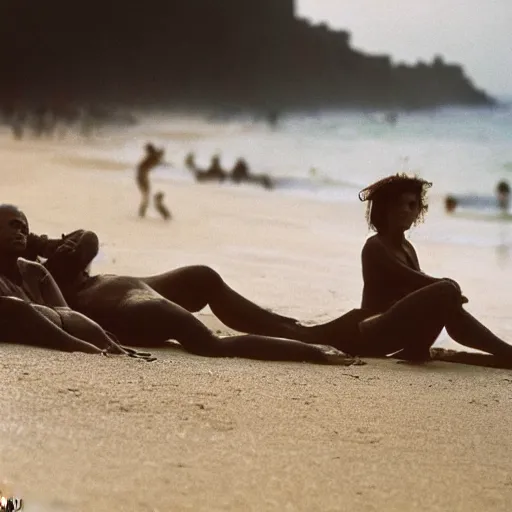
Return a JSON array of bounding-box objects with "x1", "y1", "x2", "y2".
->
[{"x1": 136, "y1": 142, "x2": 166, "y2": 218}]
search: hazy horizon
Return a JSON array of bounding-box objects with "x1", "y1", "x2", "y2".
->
[{"x1": 297, "y1": 0, "x2": 512, "y2": 97}]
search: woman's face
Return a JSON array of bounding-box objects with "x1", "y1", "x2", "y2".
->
[{"x1": 385, "y1": 191, "x2": 421, "y2": 232}]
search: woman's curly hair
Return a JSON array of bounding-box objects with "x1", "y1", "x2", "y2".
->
[{"x1": 358, "y1": 173, "x2": 432, "y2": 232}]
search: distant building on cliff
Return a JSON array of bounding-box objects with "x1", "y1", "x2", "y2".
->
[{"x1": 0, "y1": 0, "x2": 494, "y2": 109}]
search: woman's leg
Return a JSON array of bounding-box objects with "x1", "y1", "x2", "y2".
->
[
  {"x1": 0, "y1": 297, "x2": 102, "y2": 353},
  {"x1": 445, "y1": 309, "x2": 512, "y2": 358},
  {"x1": 346, "y1": 281, "x2": 461, "y2": 358},
  {"x1": 141, "y1": 266, "x2": 309, "y2": 340},
  {"x1": 98, "y1": 295, "x2": 351, "y2": 364}
]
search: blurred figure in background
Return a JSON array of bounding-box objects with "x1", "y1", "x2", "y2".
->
[
  {"x1": 154, "y1": 191, "x2": 171, "y2": 221},
  {"x1": 136, "y1": 143, "x2": 165, "y2": 218},
  {"x1": 444, "y1": 180, "x2": 511, "y2": 214},
  {"x1": 496, "y1": 180, "x2": 510, "y2": 211}
]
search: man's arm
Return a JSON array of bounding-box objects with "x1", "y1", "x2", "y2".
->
[{"x1": 27, "y1": 230, "x2": 99, "y2": 289}]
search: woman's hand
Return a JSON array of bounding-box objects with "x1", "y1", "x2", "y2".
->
[{"x1": 440, "y1": 278, "x2": 468, "y2": 304}]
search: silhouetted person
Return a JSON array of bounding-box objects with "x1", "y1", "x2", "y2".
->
[
  {"x1": 231, "y1": 158, "x2": 250, "y2": 183},
  {"x1": 25, "y1": 228, "x2": 349, "y2": 364},
  {"x1": 187, "y1": 154, "x2": 227, "y2": 183},
  {"x1": 205, "y1": 155, "x2": 227, "y2": 181},
  {"x1": 444, "y1": 195, "x2": 458, "y2": 213},
  {"x1": 496, "y1": 180, "x2": 510, "y2": 211},
  {"x1": 384, "y1": 112, "x2": 398, "y2": 126},
  {"x1": 231, "y1": 158, "x2": 273, "y2": 190},
  {"x1": 267, "y1": 110, "x2": 280, "y2": 129},
  {"x1": 136, "y1": 143, "x2": 165, "y2": 217},
  {"x1": 154, "y1": 191, "x2": 171, "y2": 220},
  {"x1": 184, "y1": 152, "x2": 196, "y2": 172},
  {"x1": 304, "y1": 174, "x2": 512, "y2": 368},
  {"x1": 444, "y1": 180, "x2": 511, "y2": 214}
]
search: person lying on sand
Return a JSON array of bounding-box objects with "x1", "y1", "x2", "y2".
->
[
  {"x1": 308, "y1": 174, "x2": 512, "y2": 364},
  {"x1": 24, "y1": 226, "x2": 353, "y2": 365},
  {"x1": 185, "y1": 153, "x2": 228, "y2": 183},
  {"x1": 0, "y1": 204, "x2": 154, "y2": 360}
]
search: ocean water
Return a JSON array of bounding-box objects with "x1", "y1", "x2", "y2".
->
[{"x1": 80, "y1": 102, "x2": 512, "y2": 254}]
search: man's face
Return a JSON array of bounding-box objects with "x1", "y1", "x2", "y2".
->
[{"x1": 0, "y1": 206, "x2": 29, "y2": 256}]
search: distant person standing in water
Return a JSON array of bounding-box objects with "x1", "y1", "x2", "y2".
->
[
  {"x1": 496, "y1": 180, "x2": 510, "y2": 211},
  {"x1": 444, "y1": 179, "x2": 511, "y2": 214},
  {"x1": 136, "y1": 143, "x2": 165, "y2": 218}
]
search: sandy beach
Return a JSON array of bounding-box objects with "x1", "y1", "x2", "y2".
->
[{"x1": 1, "y1": 125, "x2": 512, "y2": 511}]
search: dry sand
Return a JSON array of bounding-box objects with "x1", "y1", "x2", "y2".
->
[{"x1": 1, "y1": 128, "x2": 512, "y2": 511}]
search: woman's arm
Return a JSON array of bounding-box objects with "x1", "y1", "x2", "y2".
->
[
  {"x1": 0, "y1": 296, "x2": 103, "y2": 353},
  {"x1": 362, "y1": 236, "x2": 441, "y2": 292}
]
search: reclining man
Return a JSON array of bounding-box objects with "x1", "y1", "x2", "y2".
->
[{"x1": 23, "y1": 220, "x2": 351, "y2": 364}]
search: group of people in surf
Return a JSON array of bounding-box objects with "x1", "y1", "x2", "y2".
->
[
  {"x1": 185, "y1": 152, "x2": 273, "y2": 190},
  {"x1": 134, "y1": 144, "x2": 274, "y2": 221},
  {"x1": 444, "y1": 179, "x2": 511, "y2": 214},
  {"x1": 2, "y1": 173, "x2": 512, "y2": 369}
]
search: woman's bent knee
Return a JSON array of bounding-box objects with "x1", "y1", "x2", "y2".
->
[{"x1": 434, "y1": 280, "x2": 461, "y2": 304}]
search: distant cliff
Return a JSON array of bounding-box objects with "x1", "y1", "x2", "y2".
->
[{"x1": 0, "y1": 0, "x2": 494, "y2": 110}]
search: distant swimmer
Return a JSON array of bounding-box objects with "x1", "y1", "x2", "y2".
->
[
  {"x1": 267, "y1": 110, "x2": 280, "y2": 129},
  {"x1": 184, "y1": 152, "x2": 195, "y2": 172},
  {"x1": 187, "y1": 154, "x2": 228, "y2": 183},
  {"x1": 231, "y1": 157, "x2": 250, "y2": 182},
  {"x1": 445, "y1": 180, "x2": 511, "y2": 214},
  {"x1": 231, "y1": 158, "x2": 273, "y2": 190},
  {"x1": 154, "y1": 191, "x2": 171, "y2": 220},
  {"x1": 136, "y1": 142, "x2": 165, "y2": 218},
  {"x1": 384, "y1": 112, "x2": 398, "y2": 126},
  {"x1": 203, "y1": 155, "x2": 227, "y2": 182},
  {"x1": 444, "y1": 195, "x2": 458, "y2": 213},
  {"x1": 496, "y1": 180, "x2": 510, "y2": 211}
]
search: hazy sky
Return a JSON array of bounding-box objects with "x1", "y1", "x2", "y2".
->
[{"x1": 297, "y1": 0, "x2": 512, "y2": 96}]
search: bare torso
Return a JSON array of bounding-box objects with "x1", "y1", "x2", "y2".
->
[{"x1": 361, "y1": 234, "x2": 432, "y2": 313}]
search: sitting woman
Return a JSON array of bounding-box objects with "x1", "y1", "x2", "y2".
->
[{"x1": 313, "y1": 173, "x2": 512, "y2": 362}]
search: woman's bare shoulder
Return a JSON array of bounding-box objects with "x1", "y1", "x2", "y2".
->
[{"x1": 362, "y1": 234, "x2": 383, "y2": 254}]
